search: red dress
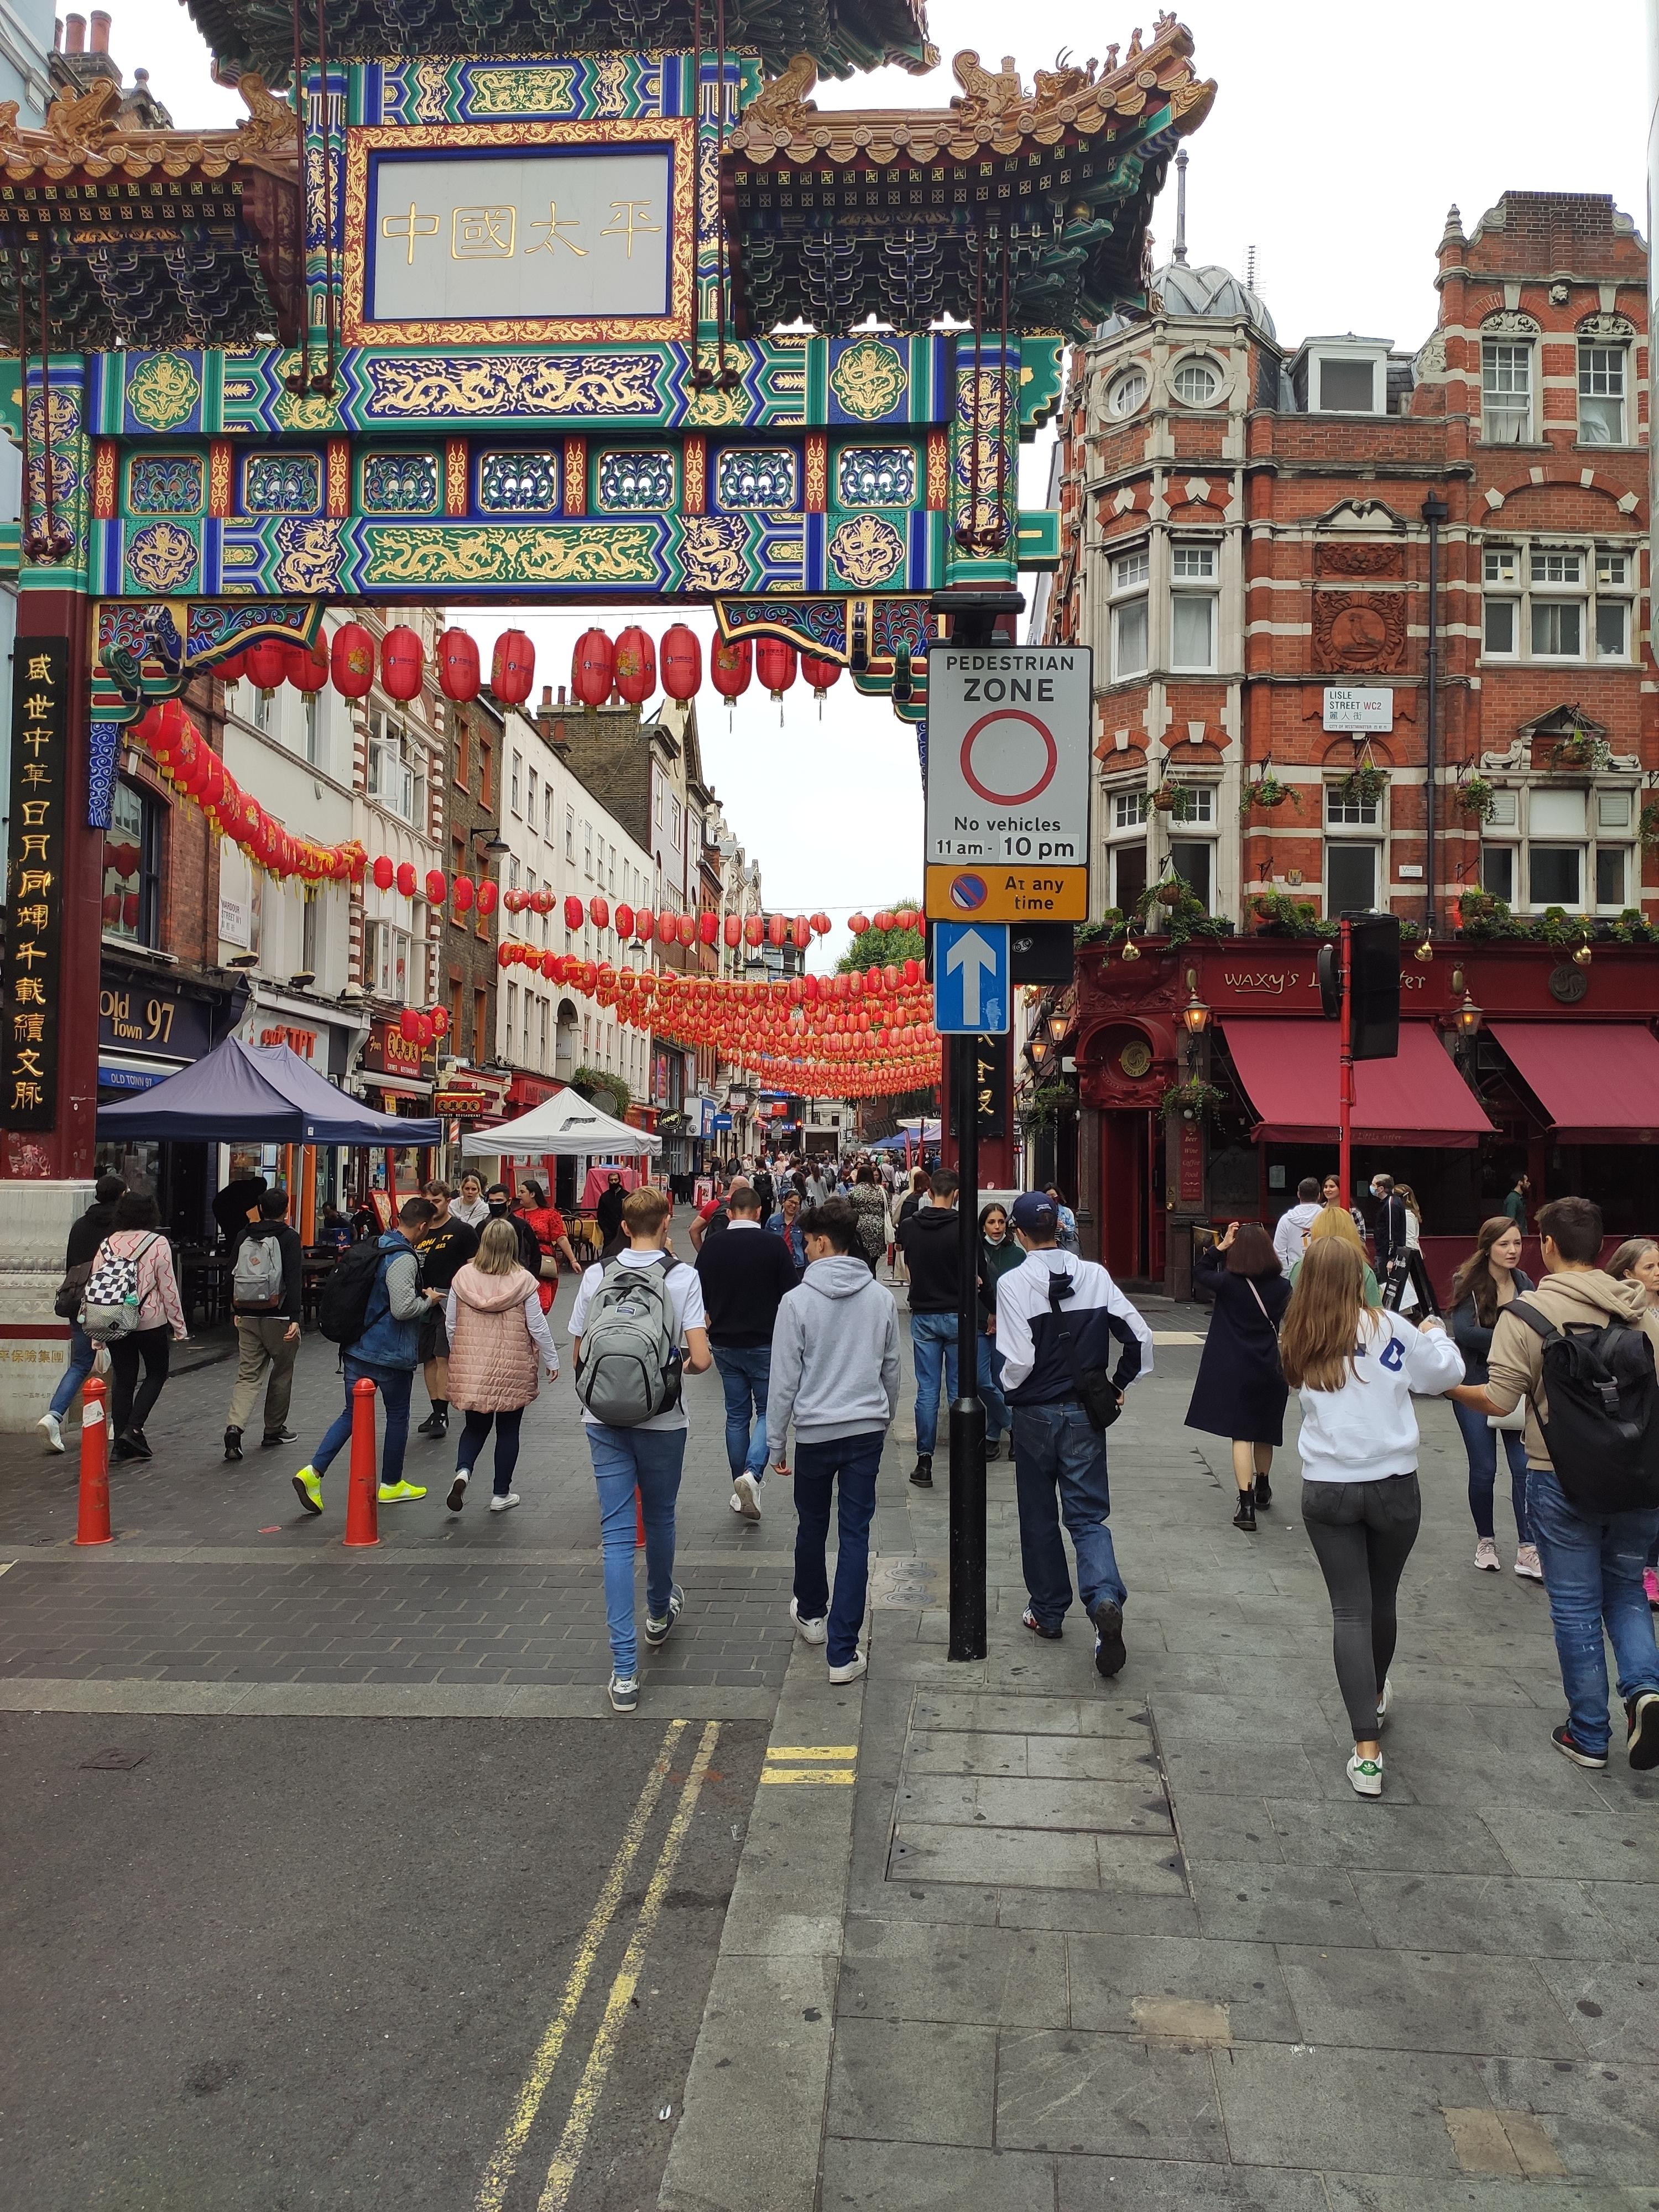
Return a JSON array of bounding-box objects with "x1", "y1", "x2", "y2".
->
[{"x1": 520, "y1": 1204, "x2": 566, "y2": 1312}]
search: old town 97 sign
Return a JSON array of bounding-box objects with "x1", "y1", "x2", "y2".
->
[{"x1": 3, "y1": 639, "x2": 69, "y2": 1130}]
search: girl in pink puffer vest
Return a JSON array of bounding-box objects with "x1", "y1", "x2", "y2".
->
[{"x1": 442, "y1": 1219, "x2": 559, "y2": 1515}]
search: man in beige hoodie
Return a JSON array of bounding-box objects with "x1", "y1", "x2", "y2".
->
[{"x1": 1452, "y1": 1195, "x2": 1659, "y2": 1772}]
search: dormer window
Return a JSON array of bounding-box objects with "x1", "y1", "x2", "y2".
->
[{"x1": 1295, "y1": 338, "x2": 1391, "y2": 416}]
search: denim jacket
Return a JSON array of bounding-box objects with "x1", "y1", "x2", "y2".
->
[{"x1": 353, "y1": 1231, "x2": 424, "y2": 1370}]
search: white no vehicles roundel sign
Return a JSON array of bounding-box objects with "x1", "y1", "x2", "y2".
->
[{"x1": 925, "y1": 646, "x2": 1092, "y2": 922}]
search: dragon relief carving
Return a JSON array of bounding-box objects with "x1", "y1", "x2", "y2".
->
[
  {"x1": 43, "y1": 77, "x2": 123, "y2": 156},
  {"x1": 742, "y1": 54, "x2": 818, "y2": 134},
  {"x1": 233, "y1": 72, "x2": 300, "y2": 155}
]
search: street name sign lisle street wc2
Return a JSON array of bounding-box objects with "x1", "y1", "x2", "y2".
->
[{"x1": 924, "y1": 646, "x2": 1093, "y2": 923}]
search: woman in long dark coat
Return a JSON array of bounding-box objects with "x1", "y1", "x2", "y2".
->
[{"x1": 1186, "y1": 1221, "x2": 1292, "y2": 1533}]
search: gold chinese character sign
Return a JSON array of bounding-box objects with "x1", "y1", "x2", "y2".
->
[
  {"x1": 2, "y1": 637, "x2": 67, "y2": 1131},
  {"x1": 347, "y1": 119, "x2": 696, "y2": 347}
]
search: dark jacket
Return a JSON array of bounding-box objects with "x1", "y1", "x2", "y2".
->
[
  {"x1": 899, "y1": 1206, "x2": 960, "y2": 1313},
  {"x1": 231, "y1": 1220, "x2": 304, "y2": 1322},
  {"x1": 1375, "y1": 1192, "x2": 1410, "y2": 1268},
  {"x1": 1184, "y1": 1249, "x2": 1291, "y2": 1446},
  {"x1": 695, "y1": 1224, "x2": 799, "y2": 1347},
  {"x1": 65, "y1": 1199, "x2": 119, "y2": 1271},
  {"x1": 484, "y1": 1207, "x2": 540, "y2": 1276},
  {"x1": 977, "y1": 1235, "x2": 1024, "y2": 1331},
  {"x1": 1449, "y1": 1270, "x2": 1535, "y2": 1386},
  {"x1": 595, "y1": 1185, "x2": 627, "y2": 1242}
]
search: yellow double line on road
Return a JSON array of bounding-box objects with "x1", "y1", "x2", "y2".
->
[
  {"x1": 759, "y1": 1744, "x2": 857, "y2": 1785},
  {"x1": 475, "y1": 1717, "x2": 720, "y2": 2212}
]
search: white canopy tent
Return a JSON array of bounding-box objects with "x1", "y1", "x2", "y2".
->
[{"x1": 461, "y1": 1091, "x2": 661, "y2": 1160}]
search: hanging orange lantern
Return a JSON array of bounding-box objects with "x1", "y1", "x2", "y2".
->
[
  {"x1": 615, "y1": 901, "x2": 634, "y2": 937},
  {"x1": 848, "y1": 912, "x2": 870, "y2": 936},
  {"x1": 634, "y1": 906, "x2": 655, "y2": 942},
  {"x1": 768, "y1": 914, "x2": 786, "y2": 948},
  {"x1": 452, "y1": 875, "x2": 476, "y2": 914},
  {"x1": 698, "y1": 910, "x2": 718, "y2": 944},
  {"x1": 800, "y1": 653, "x2": 841, "y2": 704},
  {"x1": 245, "y1": 637, "x2": 288, "y2": 690},
  {"x1": 477, "y1": 880, "x2": 498, "y2": 916},
  {"x1": 589, "y1": 895, "x2": 610, "y2": 930},
  {"x1": 755, "y1": 636, "x2": 796, "y2": 702},
  {"x1": 395, "y1": 861, "x2": 417, "y2": 897},
  {"x1": 425, "y1": 868, "x2": 447, "y2": 902},
  {"x1": 743, "y1": 914, "x2": 763, "y2": 947},
  {"x1": 723, "y1": 914, "x2": 742, "y2": 949},
  {"x1": 371, "y1": 855, "x2": 395, "y2": 891},
  {"x1": 564, "y1": 894, "x2": 585, "y2": 930},
  {"x1": 286, "y1": 639, "x2": 329, "y2": 693}
]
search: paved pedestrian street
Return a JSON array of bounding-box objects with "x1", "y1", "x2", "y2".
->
[{"x1": 3, "y1": 1274, "x2": 1658, "y2": 2208}]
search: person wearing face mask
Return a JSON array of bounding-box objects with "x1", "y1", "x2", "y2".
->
[
  {"x1": 484, "y1": 1183, "x2": 542, "y2": 1276},
  {"x1": 976, "y1": 1202, "x2": 1022, "y2": 1460},
  {"x1": 1371, "y1": 1173, "x2": 1411, "y2": 1305},
  {"x1": 1448, "y1": 1218, "x2": 1540, "y2": 1579}
]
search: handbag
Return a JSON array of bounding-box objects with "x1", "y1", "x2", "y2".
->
[
  {"x1": 1046, "y1": 1271, "x2": 1120, "y2": 1433},
  {"x1": 539, "y1": 1254, "x2": 559, "y2": 1284},
  {"x1": 1245, "y1": 1278, "x2": 1285, "y2": 1378},
  {"x1": 1489, "y1": 1401, "x2": 1527, "y2": 1433}
]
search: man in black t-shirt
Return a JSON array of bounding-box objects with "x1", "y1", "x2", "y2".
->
[
  {"x1": 413, "y1": 1182, "x2": 478, "y2": 1439},
  {"x1": 695, "y1": 1185, "x2": 799, "y2": 1521}
]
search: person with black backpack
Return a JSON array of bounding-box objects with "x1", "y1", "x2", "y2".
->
[
  {"x1": 1451, "y1": 1195, "x2": 1659, "y2": 1773},
  {"x1": 293, "y1": 1197, "x2": 434, "y2": 1518},
  {"x1": 222, "y1": 1186, "x2": 303, "y2": 1462},
  {"x1": 568, "y1": 1185, "x2": 711, "y2": 1714}
]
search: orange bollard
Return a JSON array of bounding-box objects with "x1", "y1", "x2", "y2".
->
[
  {"x1": 635, "y1": 1485, "x2": 645, "y2": 1549},
  {"x1": 342, "y1": 1375, "x2": 380, "y2": 1548},
  {"x1": 74, "y1": 1374, "x2": 112, "y2": 1547}
]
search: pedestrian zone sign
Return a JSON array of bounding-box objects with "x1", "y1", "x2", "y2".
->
[{"x1": 933, "y1": 921, "x2": 1010, "y2": 1035}]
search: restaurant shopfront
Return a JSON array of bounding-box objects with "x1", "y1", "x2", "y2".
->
[{"x1": 1073, "y1": 936, "x2": 1659, "y2": 1297}]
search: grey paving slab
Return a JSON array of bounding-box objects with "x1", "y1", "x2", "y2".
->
[
  {"x1": 824, "y1": 2016, "x2": 998, "y2": 2147},
  {"x1": 889, "y1": 1819, "x2": 1103, "y2": 1890},
  {"x1": 1477, "y1": 2057, "x2": 1659, "y2": 2185},
  {"x1": 1214, "y1": 2042, "x2": 1491, "y2": 2173},
  {"x1": 1581, "y1": 1880, "x2": 1659, "y2": 1963},
  {"x1": 995, "y1": 2028, "x2": 1227, "y2": 2161},
  {"x1": 820, "y1": 2139, "x2": 1057, "y2": 2211},
  {"x1": 910, "y1": 1689, "x2": 1152, "y2": 1738},
  {"x1": 1323, "y1": 2182, "x2": 1651, "y2": 2212},
  {"x1": 1065, "y1": 1932, "x2": 1298, "y2": 2042},
  {"x1": 1263, "y1": 1797, "x2": 1513, "y2": 1874},
  {"x1": 1277, "y1": 1944, "x2": 1587, "y2": 2058},
  {"x1": 837, "y1": 1917, "x2": 1068, "y2": 2029},
  {"x1": 1529, "y1": 1958, "x2": 1659, "y2": 2061},
  {"x1": 897, "y1": 1773, "x2": 1173, "y2": 1835},
  {"x1": 1478, "y1": 1803, "x2": 1654, "y2": 1882},
  {"x1": 1057, "y1": 2158, "x2": 1332, "y2": 2212},
  {"x1": 1186, "y1": 1860, "x2": 1377, "y2": 1947},
  {"x1": 1358, "y1": 1874, "x2": 1634, "y2": 1961}
]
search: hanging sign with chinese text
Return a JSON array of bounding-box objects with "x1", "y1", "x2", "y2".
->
[{"x1": 3, "y1": 639, "x2": 68, "y2": 1130}]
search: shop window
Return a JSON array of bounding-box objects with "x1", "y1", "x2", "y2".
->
[
  {"x1": 1578, "y1": 343, "x2": 1626, "y2": 444},
  {"x1": 1326, "y1": 842, "x2": 1380, "y2": 912},
  {"x1": 103, "y1": 779, "x2": 161, "y2": 947},
  {"x1": 1109, "y1": 546, "x2": 1149, "y2": 679},
  {"x1": 1481, "y1": 341, "x2": 1532, "y2": 442},
  {"x1": 1112, "y1": 843, "x2": 1147, "y2": 909}
]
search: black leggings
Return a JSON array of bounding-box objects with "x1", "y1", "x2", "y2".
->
[
  {"x1": 456, "y1": 1407, "x2": 523, "y2": 1495},
  {"x1": 109, "y1": 1326, "x2": 171, "y2": 1438},
  {"x1": 1301, "y1": 1473, "x2": 1422, "y2": 1740}
]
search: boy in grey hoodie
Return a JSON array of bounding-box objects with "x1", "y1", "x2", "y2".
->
[{"x1": 768, "y1": 1198, "x2": 901, "y2": 1682}]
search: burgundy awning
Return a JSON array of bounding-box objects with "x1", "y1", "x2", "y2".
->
[
  {"x1": 1222, "y1": 1020, "x2": 1495, "y2": 1149},
  {"x1": 1488, "y1": 1021, "x2": 1659, "y2": 1142}
]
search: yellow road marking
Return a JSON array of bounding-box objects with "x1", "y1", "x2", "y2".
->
[
  {"x1": 536, "y1": 1720, "x2": 722, "y2": 2211},
  {"x1": 766, "y1": 1744, "x2": 857, "y2": 1760},
  {"x1": 759, "y1": 1768, "x2": 855, "y2": 1785},
  {"x1": 473, "y1": 1720, "x2": 686, "y2": 2212}
]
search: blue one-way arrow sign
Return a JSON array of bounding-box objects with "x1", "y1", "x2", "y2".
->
[{"x1": 934, "y1": 921, "x2": 1010, "y2": 1034}]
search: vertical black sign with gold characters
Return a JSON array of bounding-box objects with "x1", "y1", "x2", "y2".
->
[{"x1": 3, "y1": 638, "x2": 69, "y2": 1130}]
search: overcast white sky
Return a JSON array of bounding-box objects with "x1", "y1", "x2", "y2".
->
[{"x1": 101, "y1": 1, "x2": 1650, "y2": 965}]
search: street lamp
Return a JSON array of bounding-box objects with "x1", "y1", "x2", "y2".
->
[
  {"x1": 476, "y1": 823, "x2": 509, "y2": 860},
  {"x1": 1045, "y1": 1009, "x2": 1070, "y2": 1045},
  {"x1": 1180, "y1": 980, "x2": 1211, "y2": 1076},
  {"x1": 1028, "y1": 1036, "x2": 1051, "y2": 1070},
  {"x1": 1454, "y1": 992, "x2": 1484, "y2": 1040}
]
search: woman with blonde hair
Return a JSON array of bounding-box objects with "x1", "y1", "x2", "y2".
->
[
  {"x1": 1281, "y1": 1237, "x2": 1463, "y2": 1798},
  {"x1": 443, "y1": 1217, "x2": 560, "y2": 1515},
  {"x1": 1290, "y1": 1204, "x2": 1383, "y2": 1307}
]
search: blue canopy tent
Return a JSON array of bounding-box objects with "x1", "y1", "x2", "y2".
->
[{"x1": 96, "y1": 1036, "x2": 442, "y2": 1146}]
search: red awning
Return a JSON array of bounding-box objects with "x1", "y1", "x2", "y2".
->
[
  {"x1": 1489, "y1": 1021, "x2": 1659, "y2": 1142},
  {"x1": 1222, "y1": 1020, "x2": 1495, "y2": 1149}
]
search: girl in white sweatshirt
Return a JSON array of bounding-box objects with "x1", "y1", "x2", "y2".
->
[{"x1": 1280, "y1": 1238, "x2": 1465, "y2": 1798}]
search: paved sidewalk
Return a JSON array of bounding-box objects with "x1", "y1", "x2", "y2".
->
[{"x1": 666, "y1": 1312, "x2": 1659, "y2": 2210}]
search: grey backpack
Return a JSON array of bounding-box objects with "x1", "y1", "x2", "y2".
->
[
  {"x1": 575, "y1": 1255, "x2": 682, "y2": 1426},
  {"x1": 232, "y1": 1230, "x2": 285, "y2": 1313}
]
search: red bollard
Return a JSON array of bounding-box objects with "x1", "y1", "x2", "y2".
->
[
  {"x1": 342, "y1": 1375, "x2": 380, "y2": 1548},
  {"x1": 74, "y1": 1374, "x2": 112, "y2": 1547}
]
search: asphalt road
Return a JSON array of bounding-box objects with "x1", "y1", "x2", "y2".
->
[{"x1": 1, "y1": 1711, "x2": 767, "y2": 2211}]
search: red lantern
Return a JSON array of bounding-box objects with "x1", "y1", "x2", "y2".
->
[
  {"x1": 768, "y1": 914, "x2": 786, "y2": 948},
  {"x1": 874, "y1": 910, "x2": 895, "y2": 933},
  {"x1": 848, "y1": 912, "x2": 869, "y2": 936},
  {"x1": 437, "y1": 627, "x2": 481, "y2": 702},
  {"x1": 431, "y1": 1006, "x2": 451, "y2": 1038},
  {"x1": 634, "y1": 907, "x2": 654, "y2": 942},
  {"x1": 531, "y1": 889, "x2": 554, "y2": 916},
  {"x1": 902, "y1": 957, "x2": 921, "y2": 985},
  {"x1": 503, "y1": 888, "x2": 526, "y2": 914},
  {"x1": 381, "y1": 625, "x2": 424, "y2": 701},
  {"x1": 589, "y1": 895, "x2": 610, "y2": 930},
  {"x1": 615, "y1": 901, "x2": 634, "y2": 936},
  {"x1": 415, "y1": 1013, "x2": 435, "y2": 1047},
  {"x1": 564, "y1": 895, "x2": 585, "y2": 930},
  {"x1": 371, "y1": 855, "x2": 395, "y2": 891},
  {"x1": 894, "y1": 907, "x2": 919, "y2": 932},
  {"x1": 286, "y1": 640, "x2": 328, "y2": 693},
  {"x1": 660, "y1": 623, "x2": 701, "y2": 700},
  {"x1": 884, "y1": 964, "x2": 900, "y2": 993},
  {"x1": 811, "y1": 912, "x2": 831, "y2": 936},
  {"x1": 331, "y1": 621, "x2": 375, "y2": 698},
  {"x1": 245, "y1": 637, "x2": 288, "y2": 690},
  {"x1": 710, "y1": 637, "x2": 752, "y2": 701},
  {"x1": 453, "y1": 876, "x2": 476, "y2": 914},
  {"x1": 491, "y1": 627, "x2": 535, "y2": 706},
  {"x1": 395, "y1": 861, "x2": 417, "y2": 898},
  {"x1": 613, "y1": 625, "x2": 656, "y2": 705},
  {"x1": 425, "y1": 869, "x2": 447, "y2": 902},
  {"x1": 572, "y1": 628, "x2": 614, "y2": 708},
  {"x1": 801, "y1": 653, "x2": 841, "y2": 700},
  {"x1": 477, "y1": 880, "x2": 498, "y2": 916},
  {"x1": 755, "y1": 637, "x2": 796, "y2": 701},
  {"x1": 216, "y1": 646, "x2": 249, "y2": 686},
  {"x1": 698, "y1": 910, "x2": 718, "y2": 944},
  {"x1": 743, "y1": 914, "x2": 763, "y2": 947},
  {"x1": 723, "y1": 914, "x2": 742, "y2": 948},
  {"x1": 399, "y1": 1008, "x2": 420, "y2": 1041}
]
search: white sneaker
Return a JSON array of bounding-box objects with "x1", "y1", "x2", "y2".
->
[
  {"x1": 1347, "y1": 1753, "x2": 1383, "y2": 1798},
  {"x1": 1474, "y1": 1537, "x2": 1500, "y2": 1572},
  {"x1": 828, "y1": 1652, "x2": 867, "y2": 1685},
  {"x1": 790, "y1": 1597, "x2": 827, "y2": 1645},
  {"x1": 1514, "y1": 1543, "x2": 1544, "y2": 1583},
  {"x1": 37, "y1": 1411, "x2": 62, "y2": 1453},
  {"x1": 489, "y1": 1493, "x2": 520, "y2": 1514},
  {"x1": 1376, "y1": 1676, "x2": 1392, "y2": 1733},
  {"x1": 732, "y1": 1472, "x2": 762, "y2": 1521}
]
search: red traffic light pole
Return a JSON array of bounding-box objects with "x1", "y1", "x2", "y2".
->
[{"x1": 1338, "y1": 917, "x2": 1355, "y2": 1211}]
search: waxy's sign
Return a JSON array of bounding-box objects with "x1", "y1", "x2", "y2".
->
[{"x1": 1213, "y1": 964, "x2": 1428, "y2": 1000}]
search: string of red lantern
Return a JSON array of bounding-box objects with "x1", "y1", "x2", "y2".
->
[{"x1": 135, "y1": 700, "x2": 367, "y2": 885}]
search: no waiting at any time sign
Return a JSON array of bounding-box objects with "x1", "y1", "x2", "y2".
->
[{"x1": 924, "y1": 646, "x2": 1093, "y2": 922}]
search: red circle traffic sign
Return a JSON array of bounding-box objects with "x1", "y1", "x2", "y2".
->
[{"x1": 959, "y1": 709, "x2": 1058, "y2": 806}]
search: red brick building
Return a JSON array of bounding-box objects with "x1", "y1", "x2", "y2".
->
[{"x1": 1037, "y1": 191, "x2": 1659, "y2": 1288}]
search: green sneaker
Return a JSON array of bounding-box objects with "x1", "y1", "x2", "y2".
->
[
  {"x1": 377, "y1": 1480, "x2": 427, "y2": 1504},
  {"x1": 292, "y1": 1465, "x2": 324, "y2": 1516}
]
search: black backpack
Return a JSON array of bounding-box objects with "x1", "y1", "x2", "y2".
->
[
  {"x1": 1510, "y1": 1300, "x2": 1659, "y2": 1516},
  {"x1": 317, "y1": 1240, "x2": 389, "y2": 1348}
]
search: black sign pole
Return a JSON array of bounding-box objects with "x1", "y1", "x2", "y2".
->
[{"x1": 948, "y1": 1026, "x2": 987, "y2": 1661}]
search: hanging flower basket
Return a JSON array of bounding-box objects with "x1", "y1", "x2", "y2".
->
[
  {"x1": 1640, "y1": 800, "x2": 1659, "y2": 852},
  {"x1": 1240, "y1": 770, "x2": 1301, "y2": 817},
  {"x1": 1454, "y1": 774, "x2": 1498, "y2": 825},
  {"x1": 1331, "y1": 763, "x2": 1389, "y2": 808},
  {"x1": 1151, "y1": 782, "x2": 1182, "y2": 814},
  {"x1": 1157, "y1": 1078, "x2": 1227, "y2": 1121},
  {"x1": 1547, "y1": 726, "x2": 1610, "y2": 772},
  {"x1": 1155, "y1": 880, "x2": 1185, "y2": 908}
]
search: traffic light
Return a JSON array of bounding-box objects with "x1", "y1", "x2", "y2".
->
[{"x1": 1317, "y1": 915, "x2": 1401, "y2": 1061}]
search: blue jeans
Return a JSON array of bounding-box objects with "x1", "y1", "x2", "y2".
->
[
  {"x1": 1527, "y1": 1464, "x2": 1659, "y2": 1754},
  {"x1": 1452, "y1": 1399, "x2": 1532, "y2": 1544},
  {"x1": 977, "y1": 1333, "x2": 1009, "y2": 1438},
  {"x1": 1012, "y1": 1400, "x2": 1127, "y2": 1629},
  {"x1": 48, "y1": 1325, "x2": 95, "y2": 1421},
  {"x1": 586, "y1": 1424, "x2": 688, "y2": 1679},
  {"x1": 792, "y1": 1429, "x2": 884, "y2": 1666},
  {"x1": 713, "y1": 1344, "x2": 771, "y2": 1480},
  {"x1": 910, "y1": 1311, "x2": 959, "y2": 1457},
  {"x1": 311, "y1": 1358, "x2": 413, "y2": 1488}
]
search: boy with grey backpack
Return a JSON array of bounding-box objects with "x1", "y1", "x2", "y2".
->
[
  {"x1": 223, "y1": 1187, "x2": 304, "y2": 1463},
  {"x1": 568, "y1": 1185, "x2": 712, "y2": 1713}
]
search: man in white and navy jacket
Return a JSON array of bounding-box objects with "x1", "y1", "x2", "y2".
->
[{"x1": 995, "y1": 1191, "x2": 1155, "y2": 1677}]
